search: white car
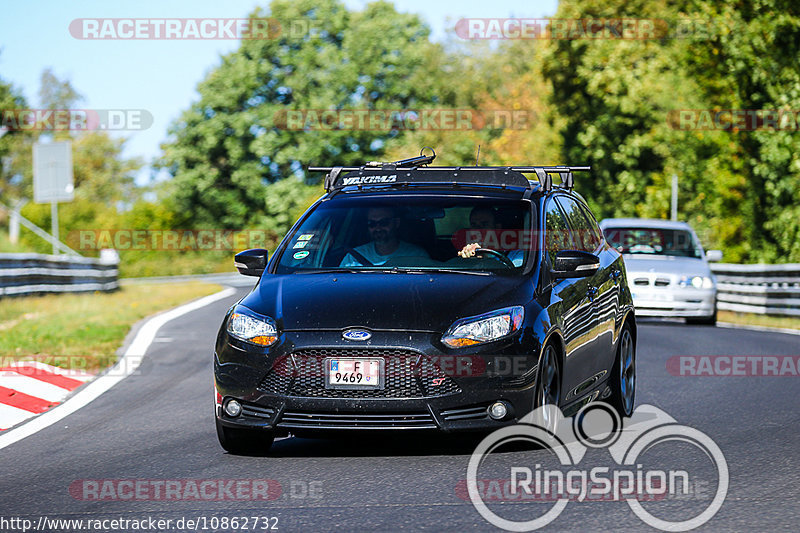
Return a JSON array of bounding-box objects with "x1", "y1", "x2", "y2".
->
[{"x1": 599, "y1": 218, "x2": 722, "y2": 325}]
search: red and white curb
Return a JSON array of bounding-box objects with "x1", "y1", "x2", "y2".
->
[
  {"x1": 0, "y1": 287, "x2": 236, "y2": 450},
  {"x1": 0, "y1": 362, "x2": 94, "y2": 430}
]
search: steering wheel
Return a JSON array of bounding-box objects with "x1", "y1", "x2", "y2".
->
[
  {"x1": 474, "y1": 248, "x2": 516, "y2": 268},
  {"x1": 343, "y1": 247, "x2": 375, "y2": 267}
]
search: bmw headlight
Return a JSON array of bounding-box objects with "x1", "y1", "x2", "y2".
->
[
  {"x1": 681, "y1": 276, "x2": 714, "y2": 289},
  {"x1": 227, "y1": 305, "x2": 278, "y2": 346},
  {"x1": 442, "y1": 306, "x2": 524, "y2": 348}
]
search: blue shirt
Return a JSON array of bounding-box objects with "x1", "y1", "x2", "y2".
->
[{"x1": 340, "y1": 241, "x2": 428, "y2": 267}]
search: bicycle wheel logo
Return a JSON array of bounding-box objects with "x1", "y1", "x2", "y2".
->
[{"x1": 466, "y1": 403, "x2": 728, "y2": 531}]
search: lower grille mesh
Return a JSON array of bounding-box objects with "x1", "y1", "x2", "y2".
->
[{"x1": 257, "y1": 349, "x2": 461, "y2": 398}]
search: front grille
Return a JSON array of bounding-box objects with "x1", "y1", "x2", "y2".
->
[
  {"x1": 277, "y1": 410, "x2": 437, "y2": 429},
  {"x1": 240, "y1": 403, "x2": 276, "y2": 422},
  {"x1": 633, "y1": 278, "x2": 649, "y2": 286},
  {"x1": 654, "y1": 277, "x2": 671, "y2": 287},
  {"x1": 258, "y1": 349, "x2": 461, "y2": 399}
]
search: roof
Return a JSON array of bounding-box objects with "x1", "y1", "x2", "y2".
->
[{"x1": 599, "y1": 218, "x2": 695, "y2": 231}]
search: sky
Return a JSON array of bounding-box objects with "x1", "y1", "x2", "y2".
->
[{"x1": 0, "y1": 0, "x2": 558, "y2": 185}]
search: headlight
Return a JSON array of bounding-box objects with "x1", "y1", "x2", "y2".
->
[
  {"x1": 226, "y1": 305, "x2": 278, "y2": 346},
  {"x1": 442, "y1": 306, "x2": 524, "y2": 348},
  {"x1": 682, "y1": 276, "x2": 714, "y2": 289}
]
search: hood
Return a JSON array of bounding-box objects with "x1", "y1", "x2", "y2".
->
[
  {"x1": 239, "y1": 272, "x2": 533, "y2": 332},
  {"x1": 622, "y1": 254, "x2": 712, "y2": 277}
]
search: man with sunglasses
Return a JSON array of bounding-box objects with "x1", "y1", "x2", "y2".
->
[{"x1": 340, "y1": 206, "x2": 428, "y2": 267}]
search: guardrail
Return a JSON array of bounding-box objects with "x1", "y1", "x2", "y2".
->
[
  {"x1": 0, "y1": 253, "x2": 119, "y2": 298},
  {"x1": 711, "y1": 263, "x2": 800, "y2": 317}
]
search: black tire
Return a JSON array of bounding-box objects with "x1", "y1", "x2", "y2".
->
[
  {"x1": 608, "y1": 322, "x2": 636, "y2": 418},
  {"x1": 686, "y1": 308, "x2": 717, "y2": 326},
  {"x1": 533, "y1": 343, "x2": 562, "y2": 435},
  {"x1": 216, "y1": 417, "x2": 274, "y2": 455}
]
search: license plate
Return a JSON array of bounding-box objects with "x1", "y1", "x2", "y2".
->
[
  {"x1": 633, "y1": 292, "x2": 673, "y2": 302},
  {"x1": 325, "y1": 358, "x2": 384, "y2": 389}
]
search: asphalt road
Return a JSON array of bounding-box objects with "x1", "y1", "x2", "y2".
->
[{"x1": 1, "y1": 286, "x2": 798, "y2": 532}]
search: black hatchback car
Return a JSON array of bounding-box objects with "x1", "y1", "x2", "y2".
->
[{"x1": 214, "y1": 152, "x2": 636, "y2": 453}]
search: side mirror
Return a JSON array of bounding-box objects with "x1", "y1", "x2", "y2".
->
[
  {"x1": 234, "y1": 249, "x2": 268, "y2": 277},
  {"x1": 552, "y1": 250, "x2": 599, "y2": 279},
  {"x1": 706, "y1": 250, "x2": 723, "y2": 262}
]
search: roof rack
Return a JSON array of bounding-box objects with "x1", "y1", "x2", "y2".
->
[{"x1": 308, "y1": 148, "x2": 590, "y2": 192}]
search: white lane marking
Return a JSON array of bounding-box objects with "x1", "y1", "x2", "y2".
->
[
  {"x1": 0, "y1": 372, "x2": 71, "y2": 402},
  {"x1": 717, "y1": 322, "x2": 800, "y2": 336},
  {"x1": 0, "y1": 404, "x2": 36, "y2": 430},
  {"x1": 0, "y1": 287, "x2": 236, "y2": 450}
]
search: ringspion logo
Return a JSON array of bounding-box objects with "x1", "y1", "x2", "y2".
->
[{"x1": 467, "y1": 404, "x2": 728, "y2": 531}]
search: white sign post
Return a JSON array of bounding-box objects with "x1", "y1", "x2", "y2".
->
[
  {"x1": 671, "y1": 174, "x2": 678, "y2": 221},
  {"x1": 33, "y1": 141, "x2": 74, "y2": 255}
]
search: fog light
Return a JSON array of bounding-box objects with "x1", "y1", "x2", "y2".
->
[
  {"x1": 224, "y1": 399, "x2": 242, "y2": 417},
  {"x1": 488, "y1": 401, "x2": 508, "y2": 420}
]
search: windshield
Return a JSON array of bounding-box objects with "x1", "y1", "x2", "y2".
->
[
  {"x1": 602, "y1": 227, "x2": 703, "y2": 259},
  {"x1": 274, "y1": 195, "x2": 534, "y2": 274}
]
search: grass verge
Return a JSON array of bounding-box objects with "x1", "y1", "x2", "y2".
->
[
  {"x1": 0, "y1": 282, "x2": 222, "y2": 371},
  {"x1": 718, "y1": 310, "x2": 800, "y2": 332}
]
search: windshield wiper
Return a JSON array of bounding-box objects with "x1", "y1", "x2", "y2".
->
[
  {"x1": 295, "y1": 267, "x2": 492, "y2": 276},
  {"x1": 434, "y1": 268, "x2": 493, "y2": 276},
  {"x1": 294, "y1": 268, "x2": 361, "y2": 274},
  {"x1": 387, "y1": 267, "x2": 492, "y2": 276}
]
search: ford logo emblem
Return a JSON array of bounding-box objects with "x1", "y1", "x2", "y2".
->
[{"x1": 342, "y1": 329, "x2": 371, "y2": 341}]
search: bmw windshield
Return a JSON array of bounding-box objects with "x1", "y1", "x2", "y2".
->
[
  {"x1": 274, "y1": 195, "x2": 534, "y2": 274},
  {"x1": 603, "y1": 227, "x2": 703, "y2": 259}
]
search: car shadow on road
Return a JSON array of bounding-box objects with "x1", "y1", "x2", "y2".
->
[
  {"x1": 266, "y1": 432, "x2": 488, "y2": 457},
  {"x1": 261, "y1": 431, "x2": 550, "y2": 458}
]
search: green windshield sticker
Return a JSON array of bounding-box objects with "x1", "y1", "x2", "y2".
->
[{"x1": 293, "y1": 251, "x2": 310, "y2": 260}]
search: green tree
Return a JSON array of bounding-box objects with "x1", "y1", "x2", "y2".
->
[
  {"x1": 7, "y1": 70, "x2": 143, "y2": 254},
  {"x1": 159, "y1": 0, "x2": 440, "y2": 230},
  {"x1": 684, "y1": 0, "x2": 800, "y2": 262},
  {"x1": 542, "y1": 0, "x2": 800, "y2": 262},
  {"x1": 0, "y1": 73, "x2": 32, "y2": 203}
]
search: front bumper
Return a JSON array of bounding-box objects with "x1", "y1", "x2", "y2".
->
[
  {"x1": 214, "y1": 330, "x2": 540, "y2": 433},
  {"x1": 631, "y1": 287, "x2": 716, "y2": 318}
]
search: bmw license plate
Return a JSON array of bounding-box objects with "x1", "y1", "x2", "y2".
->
[{"x1": 325, "y1": 358, "x2": 384, "y2": 389}]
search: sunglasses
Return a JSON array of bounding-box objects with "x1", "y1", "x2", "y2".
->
[{"x1": 367, "y1": 217, "x2": 394, "y2": 228}]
